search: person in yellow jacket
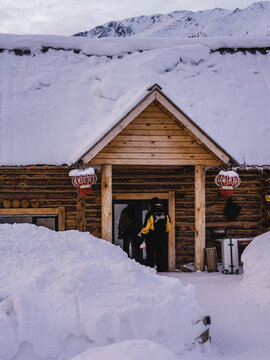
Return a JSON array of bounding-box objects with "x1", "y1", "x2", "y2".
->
[{"x1": 140, "y1": 197, "x2": 170, "y2": 272}]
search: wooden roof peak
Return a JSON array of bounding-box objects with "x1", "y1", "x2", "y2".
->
[
  {"x1": 147, "y1": 83, "x2": 162, "y2": 92},
  {"x1": 81, "y1": 84, "x2": 237, "y2": 166}
]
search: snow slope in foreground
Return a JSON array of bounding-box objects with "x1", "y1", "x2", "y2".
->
[
  {"x1": 72, "y1": 339, "x2": 178, "y2": 360},
  {"x1": 0, "y1": 224, "x2": 205, "y2": 360},
  {"x1": 241, "y1": 231, "x2": 270, "y2": 304}
]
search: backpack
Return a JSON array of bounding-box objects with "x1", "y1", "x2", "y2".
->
[
  {"x1": 118, "y1": 212, "x2": 133, "y2": 232},
  {"x1": 153, "y1": 211, "x2": 167, "y2": 232}
]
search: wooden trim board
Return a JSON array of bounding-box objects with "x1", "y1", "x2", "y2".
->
[{"x1": 113, "y1": 193, "x2": 169, "y2": 200}]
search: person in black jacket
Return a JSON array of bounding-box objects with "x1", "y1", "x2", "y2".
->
[
  {"x1": 118, "y1": 204, "x2": 136, "y2": 258},
  {"x1": 140, "y1": 197, "x2": 170, "y2": 271}
]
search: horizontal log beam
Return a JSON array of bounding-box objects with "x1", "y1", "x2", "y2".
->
[
  {"x1": 102, "y1": 147, "x2": 210, "y2": 154},
  {"x1": 109, "y1": 141, "x2": 200, "y2": 148},
  {"x1": 95, "y1": 153, "x2": 214, "y2": 160},
  {"x1": 90, "y1": 159, "x2": 221, "y2": 166},
  {"x1": 127, "y1": 123, "x2": 180, "y2": 130},
  {"x1": 115, "y1": 135, "x2": 194, "y2": 142},
  {"x1": 120, "y1": 129, "x2": 187, "y2": 136}
]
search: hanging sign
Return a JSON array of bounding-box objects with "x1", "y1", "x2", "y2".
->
[
  {"x1": 215, "y1": 170, "x2": 241, "y2": 196},
  {"x1": 69, "y1": 167, "x2": 97, "y2": 195}
]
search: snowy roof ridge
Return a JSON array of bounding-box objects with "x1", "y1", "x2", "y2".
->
[
  {"x1": 1, "y1": 34, "x2": 270, "y2": 56},
  {"x1": 1, "y1": 33, "x2": 270, "y2": 166},
  {"x1": 211, "y1": 46, "x2": 270, "y2": 54},
  {"x1": 2, "y1": 45, "x2": 270, "y2": 59}
]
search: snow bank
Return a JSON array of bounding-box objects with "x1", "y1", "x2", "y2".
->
[
  {"x1": 72, "y1": 339, "x2": 178, "y2": 360},
  {"x1": 0, "y1": 224, "x2": 206, "y2": 360},
  {"x1": 241, "y1": 231, "x2": 270, "y2": 304}
]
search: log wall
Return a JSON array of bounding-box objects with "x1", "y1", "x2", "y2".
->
[
  {"x1": 205, "y1": 169, "x2": 270, "y2": 243},
  {"x1": 0, "y1": 167, "x2": 101, "y2": 237},
  {"x1": 0, "y1": 166, "x2": 269, "y2": 267}
]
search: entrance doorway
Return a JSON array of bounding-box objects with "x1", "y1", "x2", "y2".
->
[{"x1": 113, "y1": 199, "x2": 169, "y2": 270}]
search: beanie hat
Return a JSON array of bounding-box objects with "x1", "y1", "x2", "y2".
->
[{"x1": 150, "y1": 197, "x2": 160, "y2": 209}]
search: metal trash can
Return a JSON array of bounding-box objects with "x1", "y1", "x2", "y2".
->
[{"x1": 205, "y1": 247, "x2": 218, "y2": 272}]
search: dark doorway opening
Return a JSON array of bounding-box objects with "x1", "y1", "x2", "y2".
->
[{"x1": 113, "y1": 199, "x2": 168, "y2": 270}]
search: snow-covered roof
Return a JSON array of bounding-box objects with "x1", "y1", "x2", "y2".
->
[{"x1": 1, "y1": 34, "x2": 270, "y2": 166}]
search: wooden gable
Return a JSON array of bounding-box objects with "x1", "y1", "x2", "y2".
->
[
  {"x1": 81, "y1": 85, "x2": 233, "y2": 167},
  {"x1": 88, "y1": 100, "x2": 226, "y2": 166}
]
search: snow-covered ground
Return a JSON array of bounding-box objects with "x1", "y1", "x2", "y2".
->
[
  {"x1": 166, "y1": 230, "x2": 270, "y2": 360},
  {"x1": 166, "y1": 271, "x2": 270, "y2": 360},
  {"x1": 1, "y1": 224, "x2": 269, "y2": 360}
]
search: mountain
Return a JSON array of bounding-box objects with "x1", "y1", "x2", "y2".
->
[{"x1": 74, "y1": 2, "x2": 270, "y2": 38}]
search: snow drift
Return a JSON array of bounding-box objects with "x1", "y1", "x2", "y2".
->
[
  {"x1": 241, "y1": 231, "x2": 270, "y2": 304},
  {"x1": 72, "y1": 339, "x2": 178, "y2": 360},
  {"x1": 0, "y1": 224, "x2": 205, "y2": 360}
]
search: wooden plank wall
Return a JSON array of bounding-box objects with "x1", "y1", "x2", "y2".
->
[{"x1": 90, "y1": 101, "x2": 221, "y2": 166}]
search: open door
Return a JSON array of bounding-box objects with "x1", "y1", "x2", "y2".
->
[{"x1": 113, "y1": 199, "x2": 168, "y2": 271}]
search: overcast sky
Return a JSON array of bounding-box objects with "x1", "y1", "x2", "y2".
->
[{"x1": 0, "y1": 0, "x2": 267, "y2": 36}]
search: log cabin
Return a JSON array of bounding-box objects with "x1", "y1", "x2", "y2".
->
[{"x1": 0, "y1": 35, "x2": 270, "y2": 271}]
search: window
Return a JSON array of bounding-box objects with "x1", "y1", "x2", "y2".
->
[
  {"x1": 0, "y1": 207, "x2": 65, "y2": 231},
  {"x1": 0, "y1": 215, "x2": 58, "y2": 231}
]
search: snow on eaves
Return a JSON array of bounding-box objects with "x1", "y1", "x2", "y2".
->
[
  {"x1": 0, "y1": 34, "x2": 270, "y2": 167},
  {"x1": 1, "y1": 33, "x2": 270, "y2": 56}
]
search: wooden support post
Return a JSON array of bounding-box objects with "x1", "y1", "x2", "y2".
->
[
  {"x1": 58, "y1": 206, "x2": 66, "y2": 231},
  {"x1": 195, "y1": 165, "x2": 206, "y2": 271},
  {"x1": 168, "y1": 191, "x2": 176, "y2": 271},
  {"x1": 101, "y1": 164, "x2": 112, "y2": 242},
  {"x1": 259, "y1": 170, "x2": 268, "y2": 235},
  {"x1": 76, "y1": 192, "x2": 86, "y2": 232}
]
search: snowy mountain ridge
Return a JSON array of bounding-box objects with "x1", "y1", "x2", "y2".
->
[{"x1": 74, "y1": 2, "x2": 270, "y2": 38}]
